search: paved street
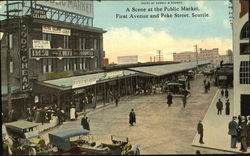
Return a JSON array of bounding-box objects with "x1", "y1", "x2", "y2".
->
[{"x1": 41, "y1": 74, "x2": 231, "y2": 154}]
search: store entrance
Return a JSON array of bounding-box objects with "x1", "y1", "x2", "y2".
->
[{"x1": 241, "y1": 94, "x2": 250, "y2": 116}]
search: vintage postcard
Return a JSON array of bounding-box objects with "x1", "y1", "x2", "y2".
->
[{"x1": 1, "y1": 0, "x2": 250, "y2": 155}]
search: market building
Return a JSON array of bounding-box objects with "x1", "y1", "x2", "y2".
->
[
  {"x1": 231, "y1": 0, "x2": 250, "y2": 116},
  {"x1": 1, "y1": 0, "x2": 105, "y2": 118}
]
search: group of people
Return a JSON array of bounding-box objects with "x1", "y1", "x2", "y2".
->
[
  {"x1": 228, "y1": 116, "x2": 250, "y2": 152},
  {"x1": 216, "y1": 88, "x2": 230, "y2": 115}
]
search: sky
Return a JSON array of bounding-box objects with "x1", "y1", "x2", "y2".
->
[
  {"x1": 0, "y1": 0, "x2": 233, "y2": 63},
  {"x1": 93, "y1": 0, "x2": 233, "y2": 63}
]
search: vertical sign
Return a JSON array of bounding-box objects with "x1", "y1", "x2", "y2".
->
[{"x1": 20, "y1": 20, "x2": 29, "y2": 90}]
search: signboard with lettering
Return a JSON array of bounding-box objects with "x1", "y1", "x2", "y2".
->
[
  {"x1": 29, "y1": 49, "x2": 94, "y2": 58},
  {"x1": 72, "y1": 77, "x2": 97, "y2": 89},
  {"x1": 31, "y1": 9, "x2": 47, "y2": 19},
  {"x1": 42, "y1": 25, "x2": 71, "y2": 36},
  {"x1": 33, "y1": 40, "x2": 51, "y2": 49},
  {"x1": 105, "y1": 71, "x2": 124, "y2": 79},
  {"x1": 20, "y1": 20, "x2": 29, "y2": 90},
  {"x1": 36, "y1": 0, "x2": 94, "y2": 18}
]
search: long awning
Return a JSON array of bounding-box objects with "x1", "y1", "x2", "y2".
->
[
  {"x1": 36, "y1": 70, "x2": 138, "y2": 91},
  {"x1": 129, "y1": 61, "x2": 210, "y2": 76}
]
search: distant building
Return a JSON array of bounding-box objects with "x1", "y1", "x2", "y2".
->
[
  {"x1": 231, "y1": 0, "x2": 250, "y2": 116},
  {"x1": 117, "y1": 55, "x2": 138, "y2": 65},
  {"x1": 173, "y1": 51, "x2": 196, "y2": 62},
  {"x1": 103, "y1": 58, "x2": 109, "y2": 66},
  {"x1": 173, "y1": 48, "x2": 222, "y2": 65}
]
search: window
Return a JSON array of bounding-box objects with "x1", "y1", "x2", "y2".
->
[
  {"x1": 79, "y1": 58, "x2": 86, "y2": 70},
  {"x1": 73, "y1": 58, "x2": 77, "y2": 71},
  {"x1": 79, "y1": 37, "x2": 86, "y2": 49},
  {"x1": 9, "y1": 34, "x2": 13, "y2": 49},
  {"x1": 240, "y1": 22, "x2": 249, "y2": 40},
  {"x1": 43, "y1": 58, "x2": 52, "y2": 73},
  {"x1": 64, "y1": 58, "x2": 70, "y2": 71},
  {"x1": 64, "y1": 36, "x2": 69, "y2": 49},
  {"x1": 240, "y1": 43, "x2": 250, "y2": 55},
  {"x1": 93, "y1": 39, "x2": 98, "y2": 50},
  {"x1": 42, "y1": 33, "x2": 52, "y2": 41},
  {"x1": 240, "y1": 61, "x2": 250, "y2": 84}
]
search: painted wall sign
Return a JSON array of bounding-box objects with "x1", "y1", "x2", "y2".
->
[
  {"x1": 32, "y1": 40, "x2": 51, "y2": 49},
  {"x1": 20, "y1": 20, "x2": 29, "y2": 90},
  {"x1": 29, "y1": 49, "x2": 94, "y2": 58},
  {"x1": 72, "y1": 77, "x2": 97, "y2": 89},
  {"x1": 36, "y1": 0, "x2": 94, "y2": 18},
  {"x1": 31, "y1": 9, "x2": 47, "y2": 19},
  {"x1": 42, "y1": 25, "x2": 71, "y2": 36}
]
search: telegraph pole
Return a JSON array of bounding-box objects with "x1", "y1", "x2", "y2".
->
[
  {"x1": 194, "y1": 45, "x2": 198, "y2": 65},
  {"x1": 6, "y1": 0, "x2": 12, "y2": 111},
  {"x1": 156, "y1": 50, "x2": 163, "y2": 62}
]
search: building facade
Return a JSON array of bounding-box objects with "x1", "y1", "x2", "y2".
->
[
  {"x1": 173, "y1": 48, "x2": 221, "y2": 65},
  {"x1": 231, "y1": 0, "x2": 250, "y2": 116},
  {"x1": 1, "y1": 1, "x2": 106, "y2": 117}
]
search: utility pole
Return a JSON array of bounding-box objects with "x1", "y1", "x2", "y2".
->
[
  {"x1": 194, "y1": 45, "x2": 198, "y2": 65},
  {"x1": 6, "y1": 0, "x2": 12, "y2": 111},
  {"x1": 156, "y1": 50, "x2": 163, "y2": 62}
]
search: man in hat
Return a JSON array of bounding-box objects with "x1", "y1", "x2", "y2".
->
[
  {"x1": 129, "y1": 109, "x2": 136, "y2": 126},
  {"x1": 225, "y1": 99, "x2": 230, "y2": 115},
  {"x1": 239, "y1": 116, "x2": 247, "y2": 152},
  {"x1": 197, "y1": 120, "x2": 204, "y2": 144},
  {"x1": 228, "y1": 116, "x2": 238, "y2": 148},
  {"x1": 216, "y1": 99, "x2": 223, "y2": 115}
]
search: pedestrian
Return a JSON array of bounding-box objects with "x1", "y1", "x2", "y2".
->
[
  {"x1": 203, "y1": 79, "x2": 206, "y2": 86},
  {"x1": 239, "y1": 116, "x2": 248, "y2": 152},
  {"x1": 92, "y1": 94, "x2": 96, "y2": 109},
  {"x1": 182, "y1": 95, "x2": 187, "y2": 108},
  {"x1": 114, "y1": 93, "x2": 120, "y2": 107},
  {"x1": 216, "y1": 99, "x2": 223, "y2": 115},
  {"x1": 187, "y1": 81, "x2": 190, "y2": 90},
  {"x1": 207, "y1": 81, "x2": 210, "y2": 91},
  {"x1": 195, "y1": 150, "x2": 201, "y2": 155},
  {"x1": 221, "y1": 89, "x2": 224, "y2": 97},
  {"x1": 225, "y1": 99, "x2": 230, "y2": 115},
  {"x1": 228, "y1": 116, "x2": 238, "y2": 148},
  {"x1": 247, "y1": 116, "x2": 250, "y2": 148},
  {"x1": 129, "y1": 109, "x2": 136, "y2": 126},
  {"x1": 81, "y1": 114, "x2": 90, "y2": 130},
  {"x1": 225, "y1": 88, "x2": 229, "y2": 98},
  {"x1": 70, "y1": 102, "x2": 76, "y2": 121},
  {"x1": 204, "y1": 84, "x2": 208, "y2": 93},
  {"x1": 167, "y1": 93, "x2": 173, "y2": 107},
  {"x1": 197, "y1": 120, "x2": 204, "y2": 144}
]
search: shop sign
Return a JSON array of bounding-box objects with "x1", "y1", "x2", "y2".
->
[
  {"x1": 31, "y1": 9, "x2": 47, "y2": 19},
  {"x1": 29, "y1": 49, "x2": 94, "y2": 58},
  {"x1": 42, "y1": 25, "x2": 71, "y2": 36},
  {"x1": 218, "y1": 76, "x2": 227, "y2": 80},
  {"x1": 11, "y1": 93, "x2": 29, "y2": 100},
  {"x1": 20, "y1": 20, "x2": 29, "y2": 90},
  {"x1": 74, "y1": 88, "x2": 85, "y2": 95},
  {"x1": 32, "y1": 40, "x2": 51, "y2": 49},
  {"x1": 36, "y1": 0, "x2": 93, "y2": 18},
  {"x1": 105, "y1": 71, "x2": 124, "y2": 79},
  {"x1": 72, "y1": 77, "x2": 97, "y2": 89}
]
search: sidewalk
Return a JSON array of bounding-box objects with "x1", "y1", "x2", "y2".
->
[{"x1": 192, "y1": 88, "x2": 250, "y2": 154}]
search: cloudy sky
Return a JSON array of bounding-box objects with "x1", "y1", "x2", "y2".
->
[{"x1": 93, "y1": 0, "x2": 232, "y2": 63}]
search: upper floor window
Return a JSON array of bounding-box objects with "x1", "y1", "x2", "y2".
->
[
  {"x1": 79, "y1": 37, "x2": 86, "y2": 49},
  {"x1": 42, "y1": 33, "x2": 52, "y2": 41},
  {"x1": 79, "y1": 58, "x2": 86, "y2": 70},
  {"x1": 64, "y1": 36, "x2": 69, "y2": 49},
  {"x1": 93, "y1": 39, "x2": 98, "y2": 50},
  {"x1": 240, "y1": 43, "x2": 250, "y2": 55},
  {"x1": 64, "y1": 58, "x2": 70, "y2": 71},
  {"x1": 240, "y1": 21, "x2": 249, "y2": 40},
  {"x1": 240, "y1": 61, "x2": 250, "y2": 84},
  {"x1": 43, "y1": 58, "x2": 52, "y2": 73}
]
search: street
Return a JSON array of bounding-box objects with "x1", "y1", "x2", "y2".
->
[{"x1": 41, "y1": 74, "x2": 230, "y2": 154}]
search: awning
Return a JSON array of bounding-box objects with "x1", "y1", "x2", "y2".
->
[
  {"x1": 5, "y1": 120, "x2": 39, "y2": 131},
  {"x1": 129, "y1": 61, "x2": 210, "y2": 76},
  {"x1": 36, "y1": 70, "x2": 138, "y2": 91}
]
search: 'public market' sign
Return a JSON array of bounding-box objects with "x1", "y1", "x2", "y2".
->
[
  {"x1": 36, "y1": 0, "x2": 93, "y2": 18},
  {"x1": 20, "y1": 20, "x2": 29, "y2": 90}
]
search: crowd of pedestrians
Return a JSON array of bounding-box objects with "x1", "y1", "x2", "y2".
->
[{"x1": 215, "y1": 88, "x2": 231, "y2": 115}]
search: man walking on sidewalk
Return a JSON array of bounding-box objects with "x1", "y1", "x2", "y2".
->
[
  {"x1": 167, "y1": 93, "x2": 173, "y2": 107},
  {"x1": 221, "y1": 89, "x2": 224, "y2": 97},
  {"x1": 197, "y1": 120, "x2": 204, "y2": 144},
  {"x1": 216, "y1": 99, "x2": 223, "y2": 115},
  {"x1": 182, "y1": 95, "x2": 187, "y2": 108},
  {"x1": 228, "y1": 116, "x2": 238, "y2": 148}
]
